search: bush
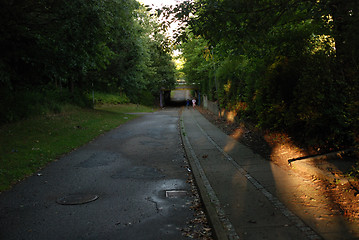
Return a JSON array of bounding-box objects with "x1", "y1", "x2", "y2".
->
[
  {"x1": 91, "y1": 92, "x2": 130, "y2": 105},
  {"x1": 136, "y1": 91, "x2": 155, "y2": 107},
  {"x1": 0, "y1": 87, "x2": 93, "y2": 125}
]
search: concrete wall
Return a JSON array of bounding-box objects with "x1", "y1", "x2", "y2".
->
[
  {"x1": 202, "y1": 95, "x2": 219, "y2": 116},
  {"x1": 202, "y1": 95, "x2": 238, "y2": 123}
]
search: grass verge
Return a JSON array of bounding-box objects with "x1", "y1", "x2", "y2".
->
[{"x1": 0, "y1": 104, "x2": 154, "y2": 192}]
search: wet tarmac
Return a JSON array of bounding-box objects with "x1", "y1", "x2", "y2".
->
[{"x1": 0, "y1": 108, "x2": 195, "y2": 240}]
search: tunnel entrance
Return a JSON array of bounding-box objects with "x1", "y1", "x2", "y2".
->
[{"x1": 164, "y1": 85, "x2": 198, "y2": 107}]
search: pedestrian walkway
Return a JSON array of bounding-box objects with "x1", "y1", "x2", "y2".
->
[{"x1": 181, "y1": 108, "x2": 359, "y2": 240}]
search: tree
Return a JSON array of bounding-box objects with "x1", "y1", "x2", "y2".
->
[
  {"x1": 172, "y1": 0, "x2": 359, "y2": 149},
  {"x1": 0, "y1": 0, "x2": 176, "y2": 122}
]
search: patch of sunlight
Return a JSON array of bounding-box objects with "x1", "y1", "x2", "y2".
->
[
  {"x1": 310, "y1": 34, "x2": 336, "y2": 54},
  {"x1": 224, "y1": 80, "x2": 231, "y2": 93},
  {"x1": 264, "y1": 132, "x2": 306, "y2": 165}
]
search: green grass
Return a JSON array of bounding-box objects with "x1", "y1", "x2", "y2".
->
[
  {"x1": 90, "y1": 92, "x2": 130, "y2": 105},
  {"x1": 0, "y1": 104, "x2": 154, "y2": 192}
]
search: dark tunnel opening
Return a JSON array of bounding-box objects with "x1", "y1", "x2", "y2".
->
[{"x1": 163, "y1": 87, "x2": 198, "y2": 107}]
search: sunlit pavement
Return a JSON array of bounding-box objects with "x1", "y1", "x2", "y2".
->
[
  {"x1": 181, "y1": 108, "x2": 359, "y2": 240},
  {"x1": 0, "y1": 109, "x2": 198, "y2": 240}
]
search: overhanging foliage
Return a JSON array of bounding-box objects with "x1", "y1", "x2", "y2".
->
[
  {"x1": 169, "y1": 0, "x2": 359, "y2": 150},
  {"x1": 0, "y1": 0, "x2": 176, "y2": 123}
]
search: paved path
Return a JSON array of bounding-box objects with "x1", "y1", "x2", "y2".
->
[
  {"x1": 181, "y1": 108, "x2": 359, "y2": 240},
  {"x1": 0, "y1": 109, "x2": 196, "y2": 240},
  {"x1": 2, "y1": 107, "x2": 359, "y2": 240}
]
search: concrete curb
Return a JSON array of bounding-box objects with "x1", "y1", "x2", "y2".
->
[{"x1": 180, "y1": 116, "x2": 233, "y2": 240}]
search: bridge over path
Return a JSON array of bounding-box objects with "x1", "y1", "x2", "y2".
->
[{"x1": 161, "y1": 85, "x2": 200, "y2": 107}]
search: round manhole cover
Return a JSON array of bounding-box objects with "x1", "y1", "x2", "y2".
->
[{"x1": 56, "y1": 194, "x2": 99, "y2": 205}]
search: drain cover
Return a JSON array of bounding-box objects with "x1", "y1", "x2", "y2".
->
[
  {"x1": 56, "y1": 194, "x2": 99, "y2": 205},
  {"x1": 165, "y1": 190, "x2": 188, "y2": 198}
]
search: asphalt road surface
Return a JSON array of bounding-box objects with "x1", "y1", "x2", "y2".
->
[{"x1": 0, "y1": 109, "x2": 197, "y2": 240}]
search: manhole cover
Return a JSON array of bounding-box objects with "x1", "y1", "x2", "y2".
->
[
  {"x1": 56, "y1": 194, "x2": 99, "y2": 205},
  {"x1": 165, "y1": 190, "x2": 188, "y2": 198}
]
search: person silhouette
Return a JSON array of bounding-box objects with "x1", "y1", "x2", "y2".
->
[{"x1": 192, "y1": 98, "x2": 196, "y2": 109}]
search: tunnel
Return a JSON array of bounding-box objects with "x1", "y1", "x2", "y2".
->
[{"x1": 163, "y1": 86, "x2": 199, "y2": 107}]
